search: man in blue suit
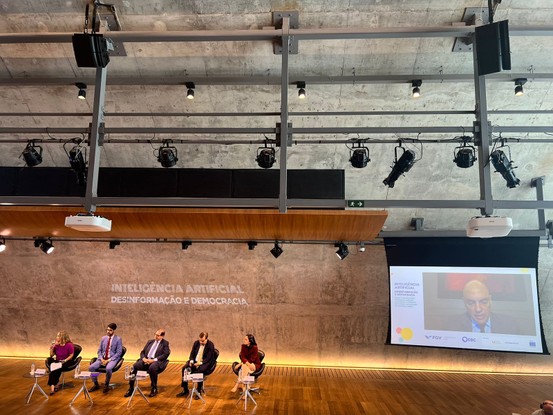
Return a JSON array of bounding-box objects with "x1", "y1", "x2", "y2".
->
[{"x1": 88, "y1": 323, "x2": 123, "y2": 393}]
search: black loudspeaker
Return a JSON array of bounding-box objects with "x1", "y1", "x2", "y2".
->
[
  {"x1": 475, "y1": 20, "x2": 511, "y2": 76},
  {"x1": 72, "y1": 33, "x2": 110, "y2": 68}
]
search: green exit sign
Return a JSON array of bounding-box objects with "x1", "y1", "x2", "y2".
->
[{"x1": 347, "y1": 200, "x2": 365, "y2": 208}]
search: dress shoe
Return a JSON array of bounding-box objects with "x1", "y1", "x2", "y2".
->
[
  {"x1": 124, "y1": 389, "x2": 133, "y2": 398},
  {"x1": 103, "y1": 384, "x2": 110, "y2": 393},
  {"x1": 176, "y1": 389, "x2": 189, "y2": 397},
  {"x1": 194, "y1": 394, "x2": 200, "y2": 400},
  {"x1": 88, "y1": 383, "x2": 100, "y2": 392},
  {"x1": 149, "y1": 388, "x2": 158, "y2": 397}
]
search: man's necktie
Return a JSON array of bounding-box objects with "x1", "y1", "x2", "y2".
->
[{"x1": 104, "y1": 336, "x2": 112, "y2": 360}]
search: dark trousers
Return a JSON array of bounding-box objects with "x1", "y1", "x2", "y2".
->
[
  {"x1": 129, "y1": 359, "x2": 164, "y2": 389},
  {"x1": 180, "y1": 361, "x2": 208, "y2": 392},
  {"x1": 46, "y1": 357, "x2": 72, "y2": 386}
]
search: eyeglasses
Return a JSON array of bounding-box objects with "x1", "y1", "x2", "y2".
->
[{"x1": 544, "y1": 402, "x2": 553, "y2": 406}]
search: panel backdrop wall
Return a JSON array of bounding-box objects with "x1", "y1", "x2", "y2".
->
[{"x1": 0, "y1": 240, "x2": 552, "y2": 373}]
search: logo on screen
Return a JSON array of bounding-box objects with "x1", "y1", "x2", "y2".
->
[
  {"x1": 462, "y1": 336, "x2": 476, "y2": 343},
  {"x1": 529, "y1": 341, "x2": 536, "y2": 347},
  {"x1": 396, "y1": 327, "x2": 414, "y2": 342},
  {"x1": 425, "y1": 335, "x2": 442, "y2": 340}
]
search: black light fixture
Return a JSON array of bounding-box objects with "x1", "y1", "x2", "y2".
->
[
  {"x1": 20, "y1": 141, "x2": 43, "y2": 167},
  {"x1": 270, "y1": 242, "x2": 283, "y2": 258},
  {"x1": 491, "y1": 147, "x2": 520, "y2": 188},
  {"x1": 453, "y1": 137, "x2": 477, "y2": 168},
  {"x1": 358, "y1": 242, "x2": 366, "y2": 253},
  {"x1": 34, "y1": 238, "x2": 55, "y2": 255},
  {"x1": 247, "y1": 241, "x2": 257, "y2": 250},
  {"x1": 297, "y1": 81, "x2": 306, "y2": 99},
  {"x1": 64, "y1": 140, "x2": 87, "y2": 185},
  {"x1": 256, "y1": 142, "x2": 276, "y2": 169},
  {"x1": 349, "y1": 143, "x2": 370, "y2": 168},
  {"x1": 157, "y1": 140, "x2": 178, "y2": 168},
  {"x1": 383, "y1": 145, "x2": 416, "y2": 188},
  {"x1": 0, "y1": 238, "x2": 6, "y2": 253},
  {"x1": 181, "y1": 241, "x2": 192, "y2": 250},
  {"x1": 411, "y1": 79, "x2": 422, "y2": 98},
  {"x1": 335, "y1": 242, "x2": 349, "y2": 260},
  {"x1": 109, "y1": 241, "x2": 120, "y2": 250},
  {"x1": 514, "y1": 78, "x2": 527, "y2": 96},
  {"x1": 76, "y1": 82, "x2": 87, "y2": 100},
  {"x1": 185, "y1": 82, "x2": 195, "y2": 100}
]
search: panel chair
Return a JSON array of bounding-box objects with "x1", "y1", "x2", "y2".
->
[
  {"x1": 231, "y1": 349, "x2": 265, "y2": 394},
  {"x1": 89, "y1": 346, "x2": 127, "y2": 389},
  {"x1": 45, "y1": 343, "x2": 83, "y2": 389}
]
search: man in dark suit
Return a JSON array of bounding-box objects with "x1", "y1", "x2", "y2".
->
[
  {"x1": 447, "y1": 279, "x2": 522, "y2": 334},
  {"x1": 176, "y1": 332, "x2": 216, "y2": 399},
  {"x1": 124, "y1": 328, "x2": 170, "y2": 398}
]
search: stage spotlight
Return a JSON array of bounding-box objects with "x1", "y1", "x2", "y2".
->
[
  {"x1": 157, "y1": 140, "x2": 178, "y2": 168},
  {"x1": 185, "y1": 82, "x2": 195, "y2": 100},
  {"x1": 270, "y1": 242, "x2": 283, "y2": 258},
  {"x1": 453, "y1": 138, "x2": 477, "y2": 168},
  {"x1": 491, "y1": 148, "x2": 520, "y2": 188},
  {"x1": 383, "y1": 146, "x2": 416, "y2": 188},
  {"x1": 335, "y1": 242, "x2": 349, "y2": 260},
  {"x1": 181, "y1": 241, "x2": 192, "y2": 250},
  {"x1": 64, "y1": 140, "x2": 87, "y2": 185},
  {"x1": 247, "y1": 241, "x2": 257, "y2": 250},
  {"x1": 109, "y1": 241, "x2": 120, "y2": 250},
  {"x1": 297, "y1": 81, "x2": 306, "y2": 99},
  {"x1": 34, "y1": 238, "x2": 54, "y2": 255},
  {"x1": 411, "y1": 80, "x2": 422, "y2": 98},
  {"x1": 76, "y1": 82, "x2": 87, "y2": 100},
  {"x1": 256, "y1": 145, "x2": 276, "y2": 169},
  {"x1": 514, "y1": 78, "x2": 527, "y2": 96},
  {"x1": 20, "y1": 141, "x2": 43, "y2": 167},
  {"x1": 349, "y1": 144, "x2": 370, "y2": 168},
  {"x1": 358, "y1": 242, "x2": 366, "y2": 253},
  {"x1": 0, "y1": 238, "x2": 6, "y2": 253}
]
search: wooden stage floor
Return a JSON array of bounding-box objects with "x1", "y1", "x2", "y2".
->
[{"x1": 5, "y1": 359, "x2": 552, "y2": 414}]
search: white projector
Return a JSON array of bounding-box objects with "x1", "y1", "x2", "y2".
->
[
  {"x1": 65, "y1": 215, "x2": 112, "y2": 232},
  {"x1": 466, "y1": 216, "x2": 513, "y2": 238}
]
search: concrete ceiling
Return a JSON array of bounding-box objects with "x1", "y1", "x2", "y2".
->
[{"x1": 0, "y1": 1, "x2": 552, "y2": 239}]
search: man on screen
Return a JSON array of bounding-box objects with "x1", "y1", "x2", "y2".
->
[{"x1": 448, "y1": 279, "x2": 522, "y2": 334}]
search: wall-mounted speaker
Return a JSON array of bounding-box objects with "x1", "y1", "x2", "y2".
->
[{"x1": 72, "y1": 33, "x2": 110, "y2": 68}]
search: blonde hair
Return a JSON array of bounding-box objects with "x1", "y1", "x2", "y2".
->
[{"x1": 56, "y1": 331, "x2": 72, "y2": 345}]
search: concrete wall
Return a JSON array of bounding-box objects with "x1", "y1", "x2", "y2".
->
[{"x1": 1, "y1": 240, "x2": 552, "y2": 373}]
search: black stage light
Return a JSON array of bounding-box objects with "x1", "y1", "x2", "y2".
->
[
  {"x1": 256, "y1": 146, "x2": 276, "y2": 169},
  {"x1": 247, "y1": 241, "x2": 257, "y2": 250},
  {"x1": 270, "y1": 242, "x2": 283, "y2": 258},
  {"x1": 69, "y1": 145, "x2": 87, "y2": 186},
  {"x1": 514, "y1": 78, "x2": 527, "y2": 96},
  {"x1": 297, "y1": 81, "x2": 306, "y2": 99},
  {"x1": 185, "y1": 82, "x2": 195, "y2": 100},
  {"x1": 34, "y1": 238, "x2": 55, "y2": 254},
  {"x1": 491, "y1": 149, "x2": 520, "y2": 188},
  {"x1": 453, "y1": 139, "x2": 477, "y2": 168},
  {"x1": 335, "y1": 242, "x2": 349, "y2": 260},
  {"x1": 109, "y1": 241, "x2": 120, "y2": 250},
  {"x1": 411, "y1": 80, "x2": 422, "y2": 98},
  {"x1": 157, "y1": 141, "x2": 178, "y2": 168},
  {"x1": 76, "y1": 82, "x2": 87, "y2": 100},
  {"x1": 350, "y1": 145, "x2": 370, "y2": 168},
  {"x1": 383, "y1": 147, "x2": 416, "y2": 188},
  {"x1": 20, "y1": 141, "x2": 43, "y2": 167},
  {"x1": 181, "y1": 241, "x2": 192, "y2": 250},
  {"x1": 0, "y1": 238, "x2": 6, "y2": 253}
]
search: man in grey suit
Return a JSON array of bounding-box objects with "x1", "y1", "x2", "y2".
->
[
  {"x1": 124, "y1": 328, "x2": 171, "y2": 397},
  {"x1": 448, "y1": 279, "x2": 521, "y2": 334},
  {"x1": 88, "y1": 323, "x2": 123, "y2": 393}
]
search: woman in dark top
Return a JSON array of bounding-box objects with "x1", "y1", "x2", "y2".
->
[
  {"x1": 231, "y1": 334, "x2": 261, "y2": 393},
  {"x1": 45, "y1": 331, "x2": 75, "y2": 395}
]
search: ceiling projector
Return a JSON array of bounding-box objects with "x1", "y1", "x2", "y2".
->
[
  {"x1": 466, "y1": 216, "x2": 513, "y2": 238},
  {"x1": 65, "y1": 214, "x2": 112, "y2": 232}
]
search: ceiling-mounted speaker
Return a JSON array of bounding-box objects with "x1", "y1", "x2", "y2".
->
[{"x1": 72, "y1": 33, "x2": 110, "y2": 68}]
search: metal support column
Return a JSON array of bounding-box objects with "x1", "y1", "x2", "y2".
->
[
  {"x1": 278, "y1": 16, "x2": 291, "y2": 213},
  {"x1": 472, "y1": 34, "x2": 494, "y2": 216},
  {"x1": 84, "y1": 67, "x2": 108, "y2": 213}
]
